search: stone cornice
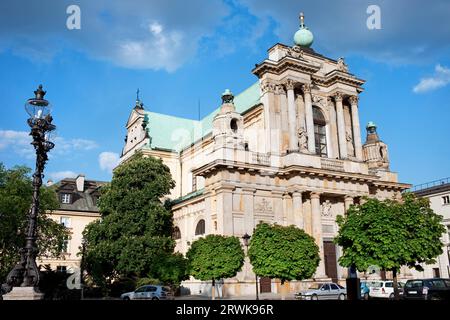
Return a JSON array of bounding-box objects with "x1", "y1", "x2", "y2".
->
[
  {"x1": 312, "y1": 70, "x2": 365, "y2": 89},
  {"x1": 192, "y1": 159, "x2": 410, "y2": 191},
  {"x1": 253, "y1": 56, "x2": 321, "y2": 78}
]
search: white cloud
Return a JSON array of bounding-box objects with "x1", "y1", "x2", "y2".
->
[
  {"x1": 99, "y1": 152, "x2": 120, "y2": 173},
  {"x1": 0, "y1": 130, "x2": 34, "y2": 159},
  {"x1": 413, "y1": 64, "x2": 450, "y2": 93},
  {"x1": 0, "y1": 129, "x2": 98, "y2": 158},
  {"x1": 53, "y1": 137, "x2": 98, "y2": 155},
  {"x1": 0, "y1": 0, "x2": 229, "y2": 72},
  {"x1": 48, "y1": 171, "x2": 77, "y2": 181},
  {"x1": 149, "y1": 22, "x2": 163, "y2": 35}
]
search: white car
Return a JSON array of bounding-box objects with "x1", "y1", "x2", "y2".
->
[
  {"x1": 120, "y1": 285, "x2": 174, "y2": 300},
  {"x1": 369, "y1": 281, "x2": 405, "y2": 299}
]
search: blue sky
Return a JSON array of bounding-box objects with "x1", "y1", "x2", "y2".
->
[{"x1": 0, "y1": 0, "x2": 449, "y2": 186}]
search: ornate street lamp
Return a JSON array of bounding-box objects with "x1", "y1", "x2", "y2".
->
[
  {"x1": 242, "y1": 233, "x2": 259, "y2": 300},
  {"x1": 3, "y1": 85, "x2": 56, "y2": 299}
]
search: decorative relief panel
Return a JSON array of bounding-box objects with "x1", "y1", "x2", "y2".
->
[
  {"x1": 321, "y1": 200, "x2": 332, "y2": 217},
  {"x1": 255, "y1": 198, "x2": 273, "y2": 213}
]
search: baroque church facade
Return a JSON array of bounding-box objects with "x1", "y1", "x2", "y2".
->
[{"x1": 120, "y1": 14, "x2": 410, "y2": 296}]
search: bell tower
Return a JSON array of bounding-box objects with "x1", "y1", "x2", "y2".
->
[
  {"x1": 212, "y1": 89, "x2": 245, "y2": 150},
  {"x1": 362, "y1": 121, "x2": 390, "y2": 172}
]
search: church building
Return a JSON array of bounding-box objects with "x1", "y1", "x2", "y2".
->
[{"x1": 120, "y1": 13, "x2": 410, "y2": 296}]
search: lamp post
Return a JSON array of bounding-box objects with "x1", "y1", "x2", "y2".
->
[
  {"x1": 80, "y1": 238, "x2": 87, "y2": 300},
  {"x1": 3, "y1": 85, "x2": 56, "y2": 299},
  {"x1": 242, "y1": 233, "x2": 259, "y2": 300}
]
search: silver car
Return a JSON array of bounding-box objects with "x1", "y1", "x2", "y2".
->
[
  {"x1": 120, "y1": 285, "x2": 174, "y2": 300},
  {"x1": 295, "y1": 282, "x2": 347, "y2": 300}
]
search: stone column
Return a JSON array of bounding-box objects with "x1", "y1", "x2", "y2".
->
[
  {"x1": 286, "y1": 79, "x2": 298, "y2": 152},
  {"x1": 349, "y1": 96, "x2": 363, "y2": 160},
  {"x1": 344, "y1": 195, "x2": 354, "y2": 213},
  {"x1": 303, "y1": 84, "x2": 316, "y2": 154},
  {"x1": 216, "y1": 185, "x2": 234, "y2": 235},
  {"x1": 261, "y1": 79, "x2": 276, "y2": 154},
  {"x1": 242, "y1": 188, "x2": 255, "y2": 234},
  {"x1": 311, "y1": 192, "x2": 326, "y2": 278},
  {"x1": 204, "y1": 191, "x2": 212, "y2": 234},
  {"x1": 335, "y1": 92, "x2": 348, "y2": 159},
  {"x1": 292, "y1": 191, "x2": 304, "y2": 229}
]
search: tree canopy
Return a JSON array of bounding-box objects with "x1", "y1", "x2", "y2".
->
[
  {"x1": 335, "y1": 193, "x2": 445, "y2": 272},
  {"x1": 0, "y1": 163, "x2": 69, "y2": 284},
  {"x1": 187, "y1": 234, "x2": 245, "y2": 283},
  {"x1": 335, "y1": 193, "x2": 446, "y2": 298},
  {"x1": 248, "y1": 223, "x2": 320, "y2": 284},
  {"x1": 83, "y1": 153, "x2": 186, "y2": 292}
]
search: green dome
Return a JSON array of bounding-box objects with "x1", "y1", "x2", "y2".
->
[
  {"x1": 366, "y1": 121, "x2": 377, "y2": 129},
  {"x1": 294, "y1": 27, "x2": 314, "y2": 47}
]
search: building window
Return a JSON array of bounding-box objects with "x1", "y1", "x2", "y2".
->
[
  {"x1": 433, "y1": 268, "x2": 440, "y2": 278},
  {"x1": 192, "y1": 175, "x2": 197, "y2": 192},
  {"x1": 62, "y1": 239, "x2": 69, "y2": 252},
  {"x1": 313, "y1": 106, "x2": 327, "y2": 157},
  {"x1": 173, "y1": 227, "x2": 181, "y2": 240},
  {"x1": 61, "y1": 193, "x2": 71, "y2": 204},
  {"x1": 230, "y1": 118, "x2": 238, "y2": 133},
  {"x1": 60, "y1": 217, "x2": 71, "y2": 228},
  {"x1": 442, "y1": 195, "x2": 450, "y2": 205},
  {"x1": 56, "y1": 266, "x2": 67, "y2": 273},
  {"x1": 195, "y1": 219, "x2": 205, "y2": 235}
]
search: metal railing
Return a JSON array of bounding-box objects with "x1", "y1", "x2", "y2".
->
[
  {"x1": 252, "y1": 152, "x2": 270, "y2": 166},
  {"x1": 410, "y1": 177, "x2": 450, "y2": 192}
]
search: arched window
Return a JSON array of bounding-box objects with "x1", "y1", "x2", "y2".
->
[
  {"x1": 313, "y1": 106, "x2": 327, "y2": 157},
  {"x1": 230, "y1": 118, "x2": 238, "y2": 133},
  {"x1": 173, "y1": 226, "x2": 181, "y2": 240},
  {"x1": 195, "y1": 219, "x2": 205, "y2": 235}
]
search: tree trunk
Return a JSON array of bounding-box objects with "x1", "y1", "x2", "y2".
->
[
  {"x1": 280, "y1": 279, "x2": 289, "y2": 300},
  {"x1": 211, "y1": 278, "x2": 215, "y2": 300},
  {"x1": 392, "y1": 269, "x2": 400, "y2": 300}
]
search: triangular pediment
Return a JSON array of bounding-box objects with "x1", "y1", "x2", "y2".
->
[{"x1": 126, "y1": 108, "x2": 145, "y2": 128}]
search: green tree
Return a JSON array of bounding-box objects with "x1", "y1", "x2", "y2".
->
[
  {"x1": 83, "y1": 153, "x2": 187, "y2": 294},
  {"x1": 248, "y1": 223, "x2": 320, "y2": 286},
  {"x1": 186, "y1": 234, "x2": 244, "y2": 299},
  {"x1": 0, "y1": 163, "x2": 69, "y2": 285},
  {"x1": 335, "y1": 193, "x2": 446, "y2": 299}
]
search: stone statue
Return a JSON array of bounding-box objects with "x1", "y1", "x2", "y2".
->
[
  {"x1": 321, "y1": 200, "x2": 332, "y2": 217},
  {"x1": 287, "y1": 45, "x2": 304, "y2": 59},
  {"x1": 337, "y1": 57, "x2": 349, "y2": 72},
  {"x1": 297, "y1": 127, "x2": 308, "y2": 152},
  {"x1": 346, "y1": 132, "x2": 354, "y2": 156}
]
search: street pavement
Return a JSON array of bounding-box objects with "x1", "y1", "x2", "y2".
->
[{"x1": 175, "y1": 292, "x2": 297, "y2": 300}]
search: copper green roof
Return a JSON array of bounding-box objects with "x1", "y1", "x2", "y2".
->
[{"x1": 144, "y1": 82, "x2": 260, "y2": 152}]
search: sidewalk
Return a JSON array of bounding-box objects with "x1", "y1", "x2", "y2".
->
[{"x1": 175, "y1": 292, "x2": 297, "y2": 300}]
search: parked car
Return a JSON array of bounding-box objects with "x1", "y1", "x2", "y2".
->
[
  {"x1": 295, "y1": 282, "x2": 347, "y2": 300},
  {"x1": 403, "y1": 278, "x2": 450, "y2": 300},
  {"x1": 369, "y1": 280, "x2": 405, "y2": 299},
  {"x1": 120, "y1": 285, "x2": 174, "y2": 300}
]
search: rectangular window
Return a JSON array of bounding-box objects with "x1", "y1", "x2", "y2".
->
[
  {"x1": 62, "y1": 236, "x2": 71, "y2": 253},
  {"x1": 432, "y1": 268, "x2": 440, "y2": 278},
  {"x1": 314, "y1": 124, "x2": 327, "y2": 157},
  {"x1": 442, "y1": 195, "x2": 450, "y2": 205},
  {"x1": 192, "y1": 176, "x2": 197, "y2": 192},
  {"x1": 56, "y1": 266, "x2": 67, "y2": 273},
  {"x1": 60, "y1": 217, "x2": 71, "y2": 228},
  {"x1": 61, "y1": 193, "x2": 71, "y2": 204}
]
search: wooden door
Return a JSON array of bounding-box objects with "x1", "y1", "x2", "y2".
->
[
  {"x1": 259, "y1": 277, "x2": 271, "y2": 293},
  {"x1": 324, "y1": 241, "x2": 338, "y2": 283}
]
